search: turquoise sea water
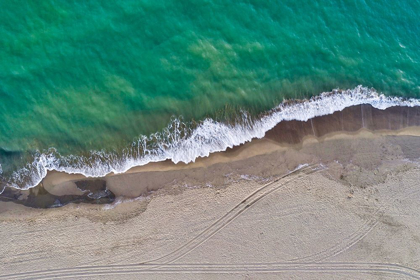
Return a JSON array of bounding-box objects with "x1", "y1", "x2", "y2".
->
[{"x1": 1, "y1": 0, "x2": 419, "y2": 189}]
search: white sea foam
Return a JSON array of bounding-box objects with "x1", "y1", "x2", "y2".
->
[
  {"x1": 4, "y1": 86, "x2": 420, "y2": 191},
  {"x1": 102, "y1": 196, "x2": 148, "y2": 210}
]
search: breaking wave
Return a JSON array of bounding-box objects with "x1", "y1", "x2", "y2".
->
[{"x1": 3, "y1": 86, "x2": 420, "y2": 192}]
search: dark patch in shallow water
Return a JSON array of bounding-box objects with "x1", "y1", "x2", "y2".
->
[
  {"x1": 265, "y1": 105, "x2": 420, "y2": 144},
  {"x1": 75, "y1": 179, "x2": 114, "y2": 200},
  {"x1": 0, "y1": 179, "x2": 115, "y2": 208}
]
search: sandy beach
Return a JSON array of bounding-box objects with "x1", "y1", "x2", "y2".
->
[
  {"x1": 1, "y1": 105, "x2": 420, "y2": 279},
  {"x1": 2, "y1": 0, "x2": 420, "y2": 278}
]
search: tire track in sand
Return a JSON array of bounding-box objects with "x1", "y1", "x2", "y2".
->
[{"x1": 0, "y1": 165, "x2": 320, "y2": 279}]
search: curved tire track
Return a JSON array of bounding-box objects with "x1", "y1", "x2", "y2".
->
[
  {"x1": 2, "y1": 165, "x2": 419, "y2": 279},
  {"x1": 10, "y1": 262, "x2": 420, "y2": 279},
  {"x1": 0, "y1": 165, "x2": 320, "y2": 280}
]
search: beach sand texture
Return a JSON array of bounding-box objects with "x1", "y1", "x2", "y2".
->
[{"x1": 1, "y1": 108, "x2": 420, "y2": 279}]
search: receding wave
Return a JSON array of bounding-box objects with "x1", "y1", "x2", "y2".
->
[{"x1": 2, "y1": 85, "x2": 420, "y2": 192}]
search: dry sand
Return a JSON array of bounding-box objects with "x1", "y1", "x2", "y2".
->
[{"x1": 1, "y1": 126, "x2": 420, "y2": 279}]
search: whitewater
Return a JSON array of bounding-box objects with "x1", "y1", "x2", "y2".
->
[{"x1": 2, "y1": 85, "x2": 420, "y2": 193}]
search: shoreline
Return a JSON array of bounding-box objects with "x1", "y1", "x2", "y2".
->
[
  {"x1": 3, "y1": 86, "x2": 420, "y2": 193},
  {"x1": 2, "y1": 104, "x2": 420, "y2": 208}
]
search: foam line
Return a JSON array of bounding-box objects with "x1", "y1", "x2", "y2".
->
[{"x1": 5, "y1": 86, "x2": 420, "y2": 191}]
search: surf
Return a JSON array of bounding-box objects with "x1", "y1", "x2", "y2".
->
[{"x1": 2, "y1": 85, "x2": 420, "y2": 192}]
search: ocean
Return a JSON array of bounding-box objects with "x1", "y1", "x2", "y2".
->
[{"x1": 1, "y1": 0, "x2": 419, "y2": 191}]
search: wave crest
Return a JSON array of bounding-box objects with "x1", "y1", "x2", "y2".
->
[{"x1": 3, "y1": 86, "x2": 420, "y2": 191}]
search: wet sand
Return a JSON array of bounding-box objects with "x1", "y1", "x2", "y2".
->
[
  {"x1": 1, "y1": 105, "x2": 420, "y2": 279},
  {"x1": 3, "y1": 104, "x2": 420, "y2": 207}
]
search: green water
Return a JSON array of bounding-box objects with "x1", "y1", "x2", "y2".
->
[{"x1": 0, "y1": 0, "x2": 419, "y2": 187}]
